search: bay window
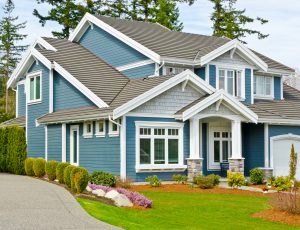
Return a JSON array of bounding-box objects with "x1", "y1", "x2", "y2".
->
[
  {"x1": 254, "y1": 75, "x2": 273, "y2": 98},
  {"x1": 218, "y1": 69, "x2": 243, "y2": 98}
]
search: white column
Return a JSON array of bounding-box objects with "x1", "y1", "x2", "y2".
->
[
  {"x1": 49, "y1": 68, "x2": 53, "y2": 113},
  {"x1": 264, "y1": 123, "x2": 269, "y2": 168},
  {"x1": 45, "y1": 126, "x2": 48, "y2": 160},
  {"x1": 231, "y1": 120, "x2": 242, "y2": 159},
  {"x1": 62, "y1": 123, "x2": 66, "y2": 162},
  {"x1": 120, "y1": 116, "x2": 126, "y2": 179},
  {"x1": 189, "y1": 118, "x2": 200, "y2": 159}
]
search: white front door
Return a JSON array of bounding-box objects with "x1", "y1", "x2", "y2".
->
[{"x1": 70, "y1": 125, "x2": 79, "y2": 166}]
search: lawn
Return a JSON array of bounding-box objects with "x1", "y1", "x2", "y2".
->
[{"x1": 77, "y1": 190, "x2": 299, "y2": 230}]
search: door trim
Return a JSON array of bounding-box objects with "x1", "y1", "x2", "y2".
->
[{"x1": 70, "y1": 125, "x2": 80, "y2": 166}]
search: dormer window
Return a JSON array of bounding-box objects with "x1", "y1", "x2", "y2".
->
[
  {"x1": 218, "y1": 69, "x2": 243, "y2": 99},
  {"x1": 254, "y1": 75, "x2": 273, "y2": 98}
]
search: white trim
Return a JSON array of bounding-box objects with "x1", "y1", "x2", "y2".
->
[
  {"x1": 95, "y1": 120, "x2": 106, "y2": 137},
  {"x1": 260, "y1": 119, "x2": 300, "y2": 126},
  {"x1": 26, "y1": 71, "x2": 42, "y2": 104},
  {"x1": 17, "y1": 80, "x2": 25, "y2": 86},
  {"x1": 136, "y1": 165, "x2": 187, "y2": 172},
  {"x1": 16, "y1": 85, "x2": 19, "y2": 117},
  {"x1": 49, "y1": 69, "x2": 53, "y2": 113},
  {"x1": 199, "y1": 121, "x2": 203, "y2": 158},
  {"x1": 205, "y1": 64, "x2": 209, "y2": 83},
  {"x1": 113, "y1": 70, "x2": 215, "y2": 119},
  {"x1": 62, "y1": 124, "x2": 66, "y2": 162},
  {"x1": 120, "y1": 116, "x2": 126, "y2": 179},
  {"x1": 69, "y1": 13, "x2": 161, "y2": 63},
  {"x1": 109, "y1": 119, "x2": 120, "y2": 137},
  {"x1": 253, "y1": 75, "x2": 274, "y2": 99},
  {"x1": 264, "y1": 123, "x2": 269, "y2": 168},
  {"x1": 231, "y1": 120, "x2": 242, "y2": 159},
  {"x1": 70, "y1": 125, "x2": 80, "y2": 166},
  {"x1": 116, "y1": 59, "x2": 155, "y2": 71},
  {"x1": 189, "y1": 118, "x2": 200, "y2": 159},
  {"x1": 251, "y1": 68, "x2": 254, "y2": 104},
  {"x1": 280, "y1": 77, "x2": 284, "y2": 100},
  {"x1": 53, "y1": 62, "x2": 108, "y2": 108},
  {"x1": 33, "y1": 37, "x2": 57, "y2": 52},
  {"x1": 83, "y1": 121, "x2": 93, "y2": 138},
  {"x1": 127, "y1": 112, "x2": 174, "y2": 118},
  {"x1": 45, "y1": 126, "x2": 48, "y2": 160}
]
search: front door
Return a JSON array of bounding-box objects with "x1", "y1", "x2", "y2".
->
[{"x1": 70, "y1": 125, "x2": 79, "y2": 166}]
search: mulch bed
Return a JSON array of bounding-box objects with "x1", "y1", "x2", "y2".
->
[{"x1": 253, "y1": 209, "x2": 300, "y2": 227}]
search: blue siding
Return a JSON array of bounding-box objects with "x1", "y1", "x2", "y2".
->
[
  {"x1": 47, "y1": 124, "x2": 62, "y2": 161},
  {"x1": 79, "y1": 26, "x2": 148, "y2": 67},
  {"x1": 53, "y1": 71, "x2": 94, "y2": 111},
  {"x1": 245, "y1": 68, "x2": 252, "y2": 104},
  {"x1": 121, "y1": 64, "x2": 155, "y2": 79},
  {"x1": 27, "y1": 62, "x2": 49, "y2": 158},
  {"x1": 126, "y1": 117, "x2": 189, "y2": 182},
  {"x1": 242, "y1": 123, "x2": 264, "y2": 176},
  {"x1": 274, "y1": 77, "x2": 281, "y2": 100},
  {"x1": 17, "y1": 83, "x2": 26, "y2": 117},
  {"x1": 195, "y1": 67, "x2": 206, "y2": 80},
  {"x1": 209, "y1": 65, "x2": 216, "y2": 88}
]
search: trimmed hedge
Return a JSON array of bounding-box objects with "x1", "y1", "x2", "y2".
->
[
  {"x1": 70, "y1": 167, "x2": 82, "y2": 192},
  {"x1": 45, "y1": 160, "x2": 58, "y2": 181},
  {"x1": 0, "y1": 127, "x2": 7, "y2": 172},
  {"x1": 33, "y1": 158, "x2": 46, "y2": 177},
  {"x1": 64, "y1": 165, "x2": 76, "y2": 188},
  {"x1": 24, "y1": 158, "x2": 35, "y2": 176},
  {"x1": 56, "y1": 162, "x2": 70, "y2": 184},
  {"x1": 89, "y1": 171, "x2": 116, "y2": 187},
  {"x1": 73, "y1": 167, "x2": 89, "y2": 193}
]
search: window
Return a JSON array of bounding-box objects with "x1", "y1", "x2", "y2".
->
[
  {"x1": 163, "y1": 66, "x2": 191, "y2": 75},
  {"x1": 218, "y1": 69, "x2": 243, "y2": 98},
  {"x1": 254, "y1": 75, "x2": 273, "y2": 98},
  {"x1": 136, "y1": 122, "x2": 185, "y2": 171},
  {"x1": 109, "y1": 120, "x2": 120, "y2": 137},
  {"x1": 27, "y1": 73, "x2": 41, "y2": 103},
  {"x1": 95, "y1": 120, "x2": 105, "y2": 137},
  {"x1": 83, "y1": 121, "x2": 93, "y2": 138}
]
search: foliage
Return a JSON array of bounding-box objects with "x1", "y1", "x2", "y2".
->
[
  {"x1": 45, "y1": 160, "x2": 58, "y2": 181},
  {"x1": 207, "y1": 174, "x2": 221, "y2": 186},
  {"x1": 56, "y1": 162, "x2": 70, "y2": 184},
  {"x1": 209, "y1": 0, "x2": 268, "y2": 43},
  {"x1": 0, "y1": 127, "x2": 7, "y2": 172},
  {"x1": 89, "y1": 183, "x2": 113, "y2": 192},
  {"x1": 193, "y1": 175, "x2": 214, "y2": 189},
  {"x1": 172, "y1": 174, "x2": 188, "y2": 184},
  {"x1": 289, "y1": 144, "x2": 297, "y2": 181},
  {"x1": 227, "y1": 171, "x2": 245, "y2": 187},
  {"x1": 116, "y1": 176, "x2": 133, "y2": 189},
  {"x1": 270, "y1": 190, "x2": 300, "y2": 214},
  {"x1": 249, "y1": 168, "x2": 264, "y2": 185},
  {"x1": 63, "y1": 165, "x2": 76, "y2": 188},
  {"x1": 24, "y1": 158, "x2": 35, "y2": 176},
  {"x1": 272, "y1": 176, "x2": 293, "y2": 191},
  {"x1": 145, "y1": 175, "x2": 161, "y2": 187},
  {"x1": 73, "y1": 167, "x2": 89, "y2": 193},
  {"x1": 32, "y1": 158, "x2": 46, "y2": 177},
  {"x1": 0, "y1": 113, "x2": 15, "y2": 123},
  {"x1": 89, "y1": 171, "x2": 116, "y2": 187},
  {"x1": 294, "y1": 180, "x2": 300, "y2": 190},
  {"x1": 116, "y1": 188, "x2": 152, "y2": 208}
]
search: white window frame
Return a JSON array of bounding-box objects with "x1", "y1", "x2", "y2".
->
[
  {"x1": 135, "y1": 121, "x2": 186, "y2": 172},
  {"x1": 83, "y1": 121, "x2": 93, "y2": 138},
  {"x1": 95, "y1": 120, "x2": 106, "y2": 137},
  {"x1": 253, "y1": 75, "x2": 274, "y2": 99},
  {"x1": 109, "y1": 120, "x2": 120, "y2": 137},
  {"x1": 26, "y1": 71, "x2": 42, "y2": 104},
  {"x1": 70, "y1": 125, "x2": 80, "y2": 166}
]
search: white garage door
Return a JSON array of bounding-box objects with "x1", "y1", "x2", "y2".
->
[{"x1": 272, "y1": 135, "x2": 300, "y2": 180}]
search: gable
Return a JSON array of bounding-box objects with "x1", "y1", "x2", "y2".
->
[{"x1": 213, "y1": 51, "x2": 252, "y2": 67}]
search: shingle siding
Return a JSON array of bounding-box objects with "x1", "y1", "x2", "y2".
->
[
  {"x1": 79, "y1": 26, "x2": 148, "y2": 67},
  {"x1": 245, "y1": 68, "x2": 252, "y2": 104},
  {"x1": 47, "y1": 124, "x2": 62, "y2": 161},
  {"x1": 209, "y1": 65, "x2": 216, "y2": 88},
  {"x1": 121, "y1": 63, "x2": 155, "y2": 78},
  {"x1": 274, "y1": 76, "x2": 281, "y2": 100},
  {"x1": 17, "y1": 83, "x2": 26, "y2": 117}
]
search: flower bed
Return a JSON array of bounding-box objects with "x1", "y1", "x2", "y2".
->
[{"x1": 88, "y1": 183, "x2": 112, "y2": 192}]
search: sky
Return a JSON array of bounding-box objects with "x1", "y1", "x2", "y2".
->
[{"x1": 1, "y1": 0, "x2": 300, "y2": 71}]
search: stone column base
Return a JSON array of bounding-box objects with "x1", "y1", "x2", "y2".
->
[
  {"x1": 229, "y1": 158, "x2": 244, "y2": 174},
  {"x1": 260, "y1": 168, "x2": 273, "y2": 182},
  {"x1": 187, "y1": 158, "x2": 203, "y2": 182}
]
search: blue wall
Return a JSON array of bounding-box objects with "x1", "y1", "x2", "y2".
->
[
  {"x1": 17, "y1": 83, "x2": 26, "y2": 117},
  {"x1": 195, "y1": 67, "x2": 206, "y2": 80},
  {"x1": 245, "y1": 68, "x2": 252, "y2": 104},
  {"x1": 209, "y1": 65, "x2": 216, "y2": 88},
  {"x1": 274, "y1": 76, "x2": 281, "y2": 100},
  {"x1": 47, "y1": 124, "x2": 62, "y2": 161},
  {"x1": 79, "y1": 26, "x2": 148, "y2": 67},
  {"x1": 27, "y1": 62, "x2": 49, "y2": 158},
  {"x1": 121, "y1": 63, "x2": 155, "y2": 79},
  {"x1": 53, "y1": 71, "x2": 94, "y2": 111},
  {"x1": 126, "y1": 116, "x2": 189, "y2": 182}
]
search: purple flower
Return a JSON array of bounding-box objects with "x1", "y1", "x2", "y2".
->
[
  {"x1": 117, "y1": 188, "x2": 152, "y2": 208},
  {"x1": 88, "y1": 183, "x2": 112, "y2": 192}
]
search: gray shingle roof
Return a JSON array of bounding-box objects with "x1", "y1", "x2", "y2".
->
[{"x1": 0, "y1": 116, "x2": 26, "y2": 128}]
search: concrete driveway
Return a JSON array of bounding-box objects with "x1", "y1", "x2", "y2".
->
[{"x1": 0, "y1": 173, "x2": 120, "y2": 230}]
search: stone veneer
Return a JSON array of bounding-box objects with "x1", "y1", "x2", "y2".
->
[
  {"x1": 187, "y1": 159, "x2": 203, "y2": 182},
  {"x1": 260, "y1": 168, "x2": 273, "y2": 181},
  {"x1": 229, "y1": 158, "x2": 244, "y2": 174}
]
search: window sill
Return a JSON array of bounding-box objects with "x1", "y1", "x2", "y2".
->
[
  {"x1": 254, "y1": 95, "x2": 274, "y2": 100},
  {"x1": 83, "y1": 134, "x2": 93, "y2": 139},
  {"x1": 95, "y1": 133, "x2": 105, "y2": 138},
  {"x1": 108, "y1": 132, "x2": 119, "y2": 137},
  {"x1": 136, "y1": 164, "x2": 187, "y2": 173},
  {"x1": 27, "y1": 100, "x2": 42, "y2": 105}
]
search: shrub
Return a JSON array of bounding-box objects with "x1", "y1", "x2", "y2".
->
[
  {"x1": 24, "y1": 158, "x2": 35, "y2": 176},
  {"x1": 172, "y1": 174, "x2": 188, "y2": 184},
  {"x1": 116, "y1": 176, "x2": 133, "y2": 189},
  {"x1": 294, "y1": 180, "x2": 300, "y2": 189},
  {"x1": 64, "y1": 165, "x2": 76, "y2": 188},
  {"x1": 33, "y1": 158, "x2": 46, "y2": 177},
  {"x1": 289, "y1": 144, "x2": 298, "y2": 181},
  {"x1": 227, "y1": 171, "x2": 245, "y2": 187},
  {"x1": 73, "y1": 167, "x2": 89, "y2": 193},
  {"x1": 70, "y1": 167, "x2": 82, "y2": 192},
  {"x1": 89, "y1": 171, "x2": 116, "y2": 187},
  {"x1": 45, "y1": 160, "x2": 58, "y2": 181},
  {"x1": 117, "y1": 188, "x2": 152, "y2": 208},
  {"x1": 0, "y1": 127, "x2": 7, "y2": 172},
  {"x1": 270, "y1": 191, "x2": 300, "y2": 214},
  {"x1": 207, "y1": 174, "x2": 221, "y2": 186},
  {"x1": 193, "y1": 175, "x2": 214, "y2": 189},
  {"x1": 56, "y1": 162, "x2": 70, "y2": 184},
  {"x1": 145, "y1": 175, "x2": 161, "y2": 187},
  {"x1": 249, "y1": 168, "x2": 264, "y2": 185},
  {"x1": 272, "y1": 176, "x2": 293, "y2": 191}
]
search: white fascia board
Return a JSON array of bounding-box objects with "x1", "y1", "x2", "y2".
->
[
  {"x1": 33, "y1": 37, "x2": 57, "y2": 52},
  {"x1": 69, "y1": 13, "x2": 161, "y2": 63},
  {"x1": 259, "y1": 118, "x2": 300, "y2": 126},
  {"x1": 53, "y1": 61, "x2": 109, "y2": 108},
  {"x1": 31, "y1": 48, "x2": 52, "y2": 69},
  {"x1": 116, "y1": 59, "x2": 155, "y2": 71},
  {"x1": 113, "y1": 70, "x2": 215, "y2": 119}
]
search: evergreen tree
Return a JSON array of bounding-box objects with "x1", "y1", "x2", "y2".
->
[
  {"x1": 289, "y1": 144, "x2": 297, "y2": 181},
  {"x1": 0, "y1": 0, "x2": 28, "y2": 114},
  {"x1": 210, "y1": 0, "x2": 269, "y2": 43}
]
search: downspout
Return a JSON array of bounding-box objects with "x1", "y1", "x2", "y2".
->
[{"x1": 108, "y1": 115, "x2": 122, "y2": 127}]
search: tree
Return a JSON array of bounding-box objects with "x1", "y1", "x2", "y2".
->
[
  {"x1": 289, "y1": 144, "x2": 297, "y2": 181},
  {"x1": 209, "y1": 0, "x2": 269, "y2": 43},
  {"x1": 0, "y1": 0, "x2": 28, "y2": 114}
]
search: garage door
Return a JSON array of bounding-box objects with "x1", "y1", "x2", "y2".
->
[{"x1": 272, "y1": 135, "x2": 300, "y2": 179}]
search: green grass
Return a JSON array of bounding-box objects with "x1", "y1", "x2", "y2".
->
[{"x1": 78, "y1": 192, "x2": 298, "y2": 230}]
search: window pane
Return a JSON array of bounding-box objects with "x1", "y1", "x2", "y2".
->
[
  {"x1": 98, "y1": 121, "x2": 104, "y2": 132},
  {"x1": 30, "y1": 78, "x2": 35, "y2": 101},
  {"x1": 35, "y1": 76, "x2": 41, "y2": 100},
  {"x1": 222, "y1": 141, "x2": 229, "y2": 162},
  {"x1": 112, "y1": 123, "x2": 118, "y2": 131},
  {"x1": 73, "y1": 131, "x2": 78, "y2": 164},
  {"x1": 236, "y1": 71, "x2": 242, "y2": 97},
  {"x1": 168, "y1": 139, "x2": 178, "y2": 164},
  {"x1": 140, "y1": 139, "x2": 151, "y2": 164},
  {"x1": 227, "y1": 71, "x2": 234, "y2": 95},
  {"x1": 219, "y1": 70, "x2": 225, "y2": 90},
  {"x1": 265, "y1": 77, "x2": 272, "y2": 96},
  {"x1": 154, "y1": 139, "x2": 165, "y2": 164},
  {"x1": 87, "y1": 123, "x2": 92, "y2": 133},
  {"x1": 214, "y1": 140, "x2": 220, "y2": 163}
]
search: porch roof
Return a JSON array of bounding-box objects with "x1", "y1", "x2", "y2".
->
[{"x1": 0, "y1": 116, "x2": 26, "y2": 128}]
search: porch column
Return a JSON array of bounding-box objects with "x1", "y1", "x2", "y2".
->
[
  {"x1": 229, "y1": 120, "x2": 244, "y2": 174},
  {"x1": 187, "y1": 118, "x2": 203, "y2": 181}
]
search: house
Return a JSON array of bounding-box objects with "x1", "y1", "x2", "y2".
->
[{"x1": 3, "y1": 13, "x2": 300, "y2": 182}]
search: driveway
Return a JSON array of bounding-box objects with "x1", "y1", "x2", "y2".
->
[{"x1": 0, "y1": 174, "x2": 120, "y2": 230}]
